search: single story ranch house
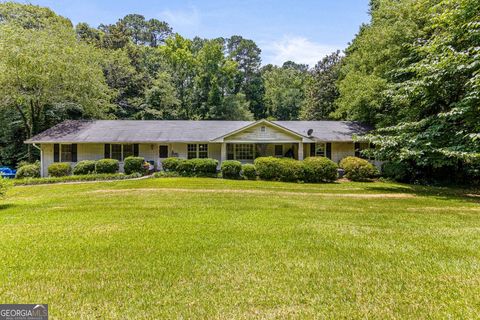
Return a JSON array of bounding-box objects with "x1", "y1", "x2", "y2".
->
[{"x1": 26, "y1": 119, "x2": 373, "y2": 177}]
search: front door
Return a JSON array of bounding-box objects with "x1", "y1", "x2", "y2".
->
[{"x1": 159, "y1": 145, "x2": 169, "y2": 159}]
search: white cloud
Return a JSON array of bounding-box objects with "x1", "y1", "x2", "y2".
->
[
  {"x1": 160, "y1": 6, "x2": 201, "y2": 28},
  {"x1": 262, "y1": 36, "x2": 340, "y2": 67}
]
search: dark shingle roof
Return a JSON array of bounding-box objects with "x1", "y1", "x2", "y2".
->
[{"x1": 26, "y1": 120, "x2": 370, "y2": 143}]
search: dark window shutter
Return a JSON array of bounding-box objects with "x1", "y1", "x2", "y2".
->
[
  {"x1": 354, "y1": 142, "x2": 360, "y2": 157},
  {"x1": 104, "y1": 144, "x2": 110, "y2": 158},
  {"x1": 133, "y1": 144, "x2": 139, "y2": 157},
  {"x1": 310, "y1": 143, "x2": 316, "y2": 157},
  {"x1": 326, "y1": 143, "x2": 332, "y2": 159},
  {"x1": 53, "y1": 144, "x2": 59, "y2": 162},
  {"x1": 72, "y1": 144, "x2": 77, "y2": 162}
]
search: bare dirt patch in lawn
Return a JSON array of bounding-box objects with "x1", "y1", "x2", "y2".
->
[{"x1": 89, "y1": 188, "x2": 415, "y2": 199}]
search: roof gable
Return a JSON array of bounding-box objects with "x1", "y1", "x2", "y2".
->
[{"x1": 212, "y1": 119, "x2": 311, "y2": 142}]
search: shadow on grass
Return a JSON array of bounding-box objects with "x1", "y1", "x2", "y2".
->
[
  {"x1": 363, "y1": 183, "x2": 480, "y2": 204},
  {"x1": 0, "y1": 203, "x2": 15, "y2": 211}
]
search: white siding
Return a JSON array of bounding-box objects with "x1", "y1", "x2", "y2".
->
[
  {"x1": 226, "y1": 123, "x2": 301, "y2": 142},
  {"x1": 332, "y1": 142, "x2": 355, "y2": 164},
  {"x1": 77, "y1": 144, "x2": 104, "y2": 161}
]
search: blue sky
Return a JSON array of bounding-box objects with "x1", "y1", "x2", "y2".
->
[{"x1": 25, "y1": 0, "x2": 370, "y2": 66}]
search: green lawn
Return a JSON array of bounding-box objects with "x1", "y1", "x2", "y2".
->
[{"x1": 0, "y1": 178, "x2": 479, "y2": 319}]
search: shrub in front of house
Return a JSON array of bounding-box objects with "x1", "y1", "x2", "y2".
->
[
  {"x1": 15, "y1": 161, "x2": 40, "y2": 179},
  {"x1": 221, "y1": 160, "x2": 242, "y2": 179},
  {"x1": 339, "y1": 156, "x2": 378, "y2": 181},
  {"x1": 176, "y1": 159, "x2": 195, "y2": 176},
  {"x1": 95, "y1": 159, "x2": 119, "y2": 174},
  {"x1": 254, "y1": 157, "x2": 283, "y2": 180},
  {"x1": 48, "y1": 162, "x2": 71, "y2": 177},
  {"x1": 277, "y1": 158, "x2": 305, "y2": 182},
  {"x1": 73, "y1": 160, "x2": 96, "y2": 175},
  {"x1": 242, "y1": 164, "x2": 256, "y2": 180},
  {"x1": 190, "y1": 158, "x2": 218, "y2": 176},
  {"x1": 303, "y1": 157, "x2": 338, "y2": 183},
  {"x1": 124, "y1": 156, "x2": 146, "y2": 175},
  {"x1": 162, "y1": 157, "x2": 182, "y2": 172}
]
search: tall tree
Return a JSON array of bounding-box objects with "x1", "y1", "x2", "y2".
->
[
  {"x1": 0, "y1": 6, "x2": 113, "y2": 160},
  {"x1": 301, "y1": 51, "x2": 343, "y2": 120},
  {"x1": 262, "y1": 65, "x2": 308, "y2": 120},
  {"x1": 226, "y1": 35, "x2": 264, "y2": 119}
]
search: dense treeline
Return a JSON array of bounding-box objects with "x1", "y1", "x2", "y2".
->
[
  {"x1": 0, "y1": 1, "x2": 478, "y2": 183},
  {"x1": 338, "y1": 0, "x2": 480, "y2": 183}
]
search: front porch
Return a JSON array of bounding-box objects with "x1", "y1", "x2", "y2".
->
[{"x1": 220, "y1": 143, "x2": 306, "y2": 164}]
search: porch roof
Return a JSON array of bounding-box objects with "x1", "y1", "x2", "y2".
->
[{"x1": 25, "y1": 120, "x2": 370, "y2": 144}]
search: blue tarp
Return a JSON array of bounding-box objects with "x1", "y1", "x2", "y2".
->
[{"x1": 0, "y1": 167, "x2": 16, "y2": 179}]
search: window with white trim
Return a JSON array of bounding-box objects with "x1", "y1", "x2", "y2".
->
[
  {"x1": 315, "y1": 143, "x2": 326, "y2": 157},
  {"x1": 61, "y1": 144, "x2": 73, "y2": 162},
  {"x1": 109, "y1": 144, "x2": 134, "y2": 161},
  {"x1": 235, "y1": 144, "x2": 254, "y2": 160},
  {"x1": 187, "y1": 144, "x2": 208, "y2": 159}
]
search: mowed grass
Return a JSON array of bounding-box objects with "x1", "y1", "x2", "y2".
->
[{"x1": 0, "y1": 178, "x2": 479, "y2": 319}]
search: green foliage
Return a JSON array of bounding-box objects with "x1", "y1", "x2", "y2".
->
[
  {"x1": 303, "y1": 157, "x2": 338, "y2": 183},
  {"x1": 221, "y1": 160, "x2": 242, "y2": 179},
  {"x1": 142, "y1": 72, "x2": 181, "y2": 119},
  {"x1": 15, "y1": 161, "x2": 40, "y2": 179},
  {"x1": 241, "y1": 164, "x2": 256, "y2": 180},
  {"x1": 13, "y1": 173, "x2": 141, "y2": 186},
  {"x1": 277, "y1": 158, "x2": 305, "y2": 182},
  {"x1": 95, "y1": 159, "x2": 119, "y2": 174},
  {"x1": 48, "y1": 162, "x2": 71, "y2": 177},
  {"x1": 254, "y1": 157, "x2": 283, "y2": 180},
  {"x1": 338, "y1": 0, "x2": 480, "y2": 183},
  {"x1": 301, "y1": 51, "x2": 343, "y2": 120},
  {"x1": 0, "y1": 178, "x2": 11, "y2": 198},
  {"x1": 190, "y1": 158, "x2": 218, "y2": 176},
  {"x1": 0, "y1": 4, "x2": 113, "y2": 161},
  {"x1": 381, "y1": 161, "x2": 413, "y2": 183},
  {"x1": 176, "y1": 159, "x2": 195, "y2": 176},
  {"x1": 340, "y1": 157, "x2": 378, "y2": 182},
  {"x1": 73, "y1": 160, "x2": 96, "y2": 175},
  {"x1": 262, "y1": 65, "x2": 308, "y2": 120},
  {"x1": 162, "y1": 158, "x2": 182, "y2": 172},
  {"x1": 123, "y1": 156, "x2": 146, "y2": 175}
]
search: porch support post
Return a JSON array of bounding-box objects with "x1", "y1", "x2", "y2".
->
[
  {"x1": 298, "y1": 142, "x2": 304, "y2": 160},
  {"x1": 220, "y1": 143, "x2": 227, "y2": 164}
]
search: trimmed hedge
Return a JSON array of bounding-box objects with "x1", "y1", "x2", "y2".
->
[
  {"x1": 303, "y1": 157, "x2": 338, "y2": 183},
  {"x1": 163, "y1": 158, "x2": 218, "y2": 177},
  {"x1": 13, "y1": 173, "x2": 142, "y2": 186},
  {"x1": 48, "y1": 162, "x2": 71, "y2": 177},
  {"x1": 73, "y1": 160, "x2": 96, "y2": 175},
  {"x1": 15, "y1": 161, "x2": 40, "y2": 179},
  {"x1": 277, "y1": 158, "x2": 304, "y2": 182},
  {"x1": 221, "y1": 160, "x2": 242, "y2": 179},
  {"x1": 254, "y1": 157, "x2": 283, "y2": 180},
  {"x1": 177, "y1": 159, "x2": 195, "y2": 176},
  {"x1": 339, "y1": 156, "x2": 378, "y2": 181},
  {"x1": 162, "y1": 158, "x2": 182, "y2": 172},
  {"x1": 191, "y1": 158, "x2": 218, "y2": 176},
  {"x1": 242, "y1": 164, "x2": 256, "y2": 180},
  {"x1": 124, "y1": 156, "x2": 145, "y2": 175},
  {"x1": 95, "y1": 159, "x2": 119, "y2": 174}
]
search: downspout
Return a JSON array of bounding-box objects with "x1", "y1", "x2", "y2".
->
[{"x1": 32, "y1": 143, "x2": 43, "y2": 177}]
